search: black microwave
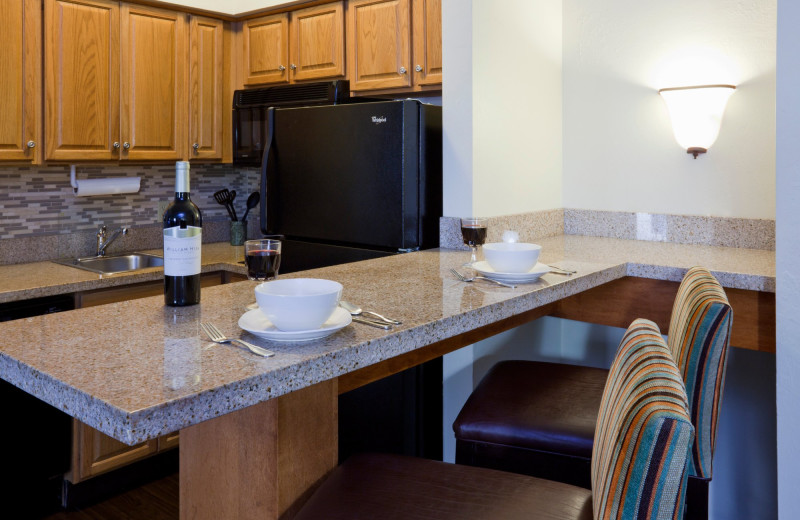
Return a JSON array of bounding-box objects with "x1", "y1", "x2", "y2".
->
[{"x1": 232, "y1": 80, "x2": 351, "y2": 166}]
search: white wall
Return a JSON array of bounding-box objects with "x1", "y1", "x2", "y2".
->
[
  {"x1": 442, "y1": 0, "x2": 562, "y2": 218},
  {"x1": 472, "y1": 1, "x2": 563, "y2": 216},
  {"x1": 152, "y1": 0, "x2": 297, "y2": 16},
  {"x1": 775, "y1": 1, "x2": 800, "y2": 517},
  {"x1": 562, "y1": 0, "x2": 776, "y2": 219}
]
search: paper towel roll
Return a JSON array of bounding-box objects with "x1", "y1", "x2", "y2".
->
[{"x1": 73, "y1": 177, "x2": 141, "y2": 197}]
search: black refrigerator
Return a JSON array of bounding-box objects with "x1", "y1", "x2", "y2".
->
[
  {"x1": 259, "y1": 99, "x2": 442, "y2": 272},
  {"x1": 256, "y1": 95, "x2": 444, "y2": 462}
]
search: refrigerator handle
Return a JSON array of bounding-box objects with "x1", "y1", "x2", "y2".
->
[{"x1": 260, "y1": 107, "x2": 276, "y2": 236}]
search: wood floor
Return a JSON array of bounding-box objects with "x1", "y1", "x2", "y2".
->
[{"x1": 42, "y1": 473, "x2": 179, "y2": 520}]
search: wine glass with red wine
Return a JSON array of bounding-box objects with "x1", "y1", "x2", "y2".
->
[
  {"x1": 245, "y1": 239, "x2": 281, "y2": 281},
  {"x1": 460, "y1": 217, "x2": 488, "y2": 265}
]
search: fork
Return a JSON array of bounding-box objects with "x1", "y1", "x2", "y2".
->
[
  {"x1": 200, "y1": 323, "x2": 274, "y2": 357},
  {"x1": 449, "y1": 268, "x2": 516, "y2": 289},
  {"x1": 546, "y1": 264, "x2": 577, "y2": 275}
]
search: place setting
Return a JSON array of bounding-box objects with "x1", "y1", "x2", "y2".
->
[
  {"x1": 452, "y1": 221, "x2": 578, "y2": 287},
  {"x1": 236, "y1": 238, "x2": 401, "y2": 344}
]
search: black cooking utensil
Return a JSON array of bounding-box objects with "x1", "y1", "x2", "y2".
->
[
  {"x1": 213, "y1": 189, "x2": 236, "y2": 222},
  {"x1": 229, "y1": 190, "x2": 238, "y2": 221},
  {"x1": 241, "y1": 191, "x2": 260, "y2": 222}
]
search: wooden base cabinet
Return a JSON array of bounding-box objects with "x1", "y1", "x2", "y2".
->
[
  {"x1": 0, "y1": 0, "x2": 41, "y2": 164},
  {"x1": 70, "y1": 421, "x2": 160, "y2": 482}
]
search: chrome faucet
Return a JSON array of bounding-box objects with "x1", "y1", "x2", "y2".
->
[{"x1": 96, "y1": 225, "x2": 128, "y2": 256}]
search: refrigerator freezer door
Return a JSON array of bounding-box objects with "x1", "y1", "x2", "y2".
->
[{"x1": 262, "y1": 100, "x2": 425, "y2": 250}]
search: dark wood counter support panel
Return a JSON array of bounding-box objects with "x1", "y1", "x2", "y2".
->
[
  {"x1": 550, "y1": 277, "x2": 775, "y2": 353},
  {"x1": 338, "y1": 304, "x2": 557, "y2": 394}
]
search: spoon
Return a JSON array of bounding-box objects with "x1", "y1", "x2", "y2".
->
[
  {"x1": 241, "y1": 192, "x2": 260, "y2": 222},
  {"x1": 340, "y1": 301, "x2": 402, "y2": 325}
]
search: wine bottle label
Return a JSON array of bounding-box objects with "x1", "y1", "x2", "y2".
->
[{"x1": 163, "y1": 226, "x2": 202, "y2": 276}]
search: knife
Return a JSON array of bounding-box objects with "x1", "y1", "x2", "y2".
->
[{"x1": 352, "y1": 317, "x2": 393, "y2": 330}]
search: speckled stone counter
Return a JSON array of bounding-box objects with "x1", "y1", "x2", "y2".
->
[
  {"x1": 0, "y1": 236, "x2": 775, "y2": 447},
  {"x1": 0, "y1": 242, "x2": 247, "y2": 304}
]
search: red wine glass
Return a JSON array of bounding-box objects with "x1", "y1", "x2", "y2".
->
[
  {"x1": 245, "y1": 239, "x2": 282, "y2": 281},
  {"x1": 460, "y1": 217, "x2": 488, "y2": 265}
]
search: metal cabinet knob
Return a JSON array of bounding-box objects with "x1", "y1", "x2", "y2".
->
[
  {"x1": 415, "y1": 65, "x2": 423, "y2": 72},
  {"x1": 27, "y1": 140, "x2": 35, "y2": 148},
  {"x1": 399, "y1": 67, "x2": 407, "y2": 74},
  {"x1": 193, "y1": 143, "x2": 199, "y2": 151},
  {"x1": 123, "y1": 142, "x2": 130, "y2": 150},
  {"x1": 113, "y1": 142, "x2": 120, "y2": 149},
  {"x1": 279, "y1": 65, "x2": 286, "y2": 71},
  {"x1": 290, "y1": 64, "x2": 297, "y2": 70}
]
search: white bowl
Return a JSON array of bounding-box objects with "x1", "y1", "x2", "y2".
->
[
  {"x1": 255, "y1": 278, "x2": 343, "y2": 332},
  {"x1": 482, "y1": 242, "x2": 542, "y2": 273}
]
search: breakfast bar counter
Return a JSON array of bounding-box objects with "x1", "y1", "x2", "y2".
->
[{"x1": 0, "y1": 235, "x2": 775, "y2": 518}]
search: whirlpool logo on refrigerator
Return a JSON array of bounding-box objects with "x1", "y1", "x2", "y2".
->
[{"x1": 371, "y1": 116, "x2": 387, "y2": 124}]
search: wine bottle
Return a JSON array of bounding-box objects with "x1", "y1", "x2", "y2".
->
[{"x1": 163, "y1": 161, "x2": 202, "y2": 306}]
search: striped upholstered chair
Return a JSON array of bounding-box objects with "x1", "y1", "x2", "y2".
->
[
  {"x1": 453, "y1": 267, "x2": 732, "y2": 520},
  {"x1": 295, "y1": 319, "x2": 694, "y2": 520}
]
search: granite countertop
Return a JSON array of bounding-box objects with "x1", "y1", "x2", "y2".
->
[
  {"x1": 0, "y1": 242, "x2": 248, "y2": 304},
  {"x1": 0, "y1": 236, "x2": 775, "y2": 446}
]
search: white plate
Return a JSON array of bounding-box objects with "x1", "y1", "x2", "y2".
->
[
  {"x1": 238, "y1": 307, "x2": 352, "y2": 342},
  {"x1": 471, "y1": 261, "x2": 550, "y2": 283}
]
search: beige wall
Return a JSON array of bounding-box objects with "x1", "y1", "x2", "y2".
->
[
  {"x1": 442, "y1": 0, "x2": 563, "y2": 218},
  {"x1": 562, "y1": 0, "x2": 776, "y2": 219}
]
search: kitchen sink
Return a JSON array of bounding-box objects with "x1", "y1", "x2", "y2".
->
[{"x1": 53, "y1": 253, "x2": 164, "y2": 275}]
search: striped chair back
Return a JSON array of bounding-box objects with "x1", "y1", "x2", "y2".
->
[
  {"x1": 667, "y1": 267, "x2": 733, "y2": 479},
  {"x1": 592, "y1": 319, "x2": 694, "y2": 520}
]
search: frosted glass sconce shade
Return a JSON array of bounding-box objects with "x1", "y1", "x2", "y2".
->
[{"x1": 658, "y1": 84, "x2": 736, "y2": 158}]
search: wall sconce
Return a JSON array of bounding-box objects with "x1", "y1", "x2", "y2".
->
[{"x1": 658, "y1": 84, "x2": 736, "y2": 158}]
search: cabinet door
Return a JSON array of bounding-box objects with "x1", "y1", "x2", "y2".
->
[
  {"x1": 120, "y1": 3, "x2": 186, "y2": 161},
  {"x1": 290, "y1": 2, "x2": 345, "y2": 82},
  {"x1": 0, "y1": 0, "x2": 40, "y2": 163},
  {"x1": 347, "y1": 0, "x2": 411, "y2": 91},
  {"x1": 242, "y1": 13, "x2": 289, "y2": 86},
  {"x1": 73, "y1": 420, "x2": 158, "y2": 481},
  {"x1": 189, "y1": 15, "x2": 224, "y2": 160},
  {"x1": 412, "y1": 0, "x2": 441, "y2": 86},
  {"x1": 44, "y1": 0, "x2": 120, "y2": 161}
]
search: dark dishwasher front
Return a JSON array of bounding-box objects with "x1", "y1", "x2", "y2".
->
[{"x1": 0, "y1": 295, "x2": 74, "y2": 516}]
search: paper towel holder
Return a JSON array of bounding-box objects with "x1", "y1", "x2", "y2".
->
[{"x1": 70, "y1": 165, "x2": 141, "y2": 197}]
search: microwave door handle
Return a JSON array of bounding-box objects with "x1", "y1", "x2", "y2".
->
[{"x1": 260, "y1": 107, "x2": 276, "y2": 236}]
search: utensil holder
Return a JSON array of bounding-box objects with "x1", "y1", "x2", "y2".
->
[{"x1": 230, "y1": 221, "x2": 246, "y2": 246}]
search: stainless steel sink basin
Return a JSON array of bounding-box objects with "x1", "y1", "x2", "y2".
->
[{"x1": 53, "y1": 253, "x2": 164, "y2": 275}]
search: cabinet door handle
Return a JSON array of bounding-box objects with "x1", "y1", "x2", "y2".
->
[
  {"x1": 399, "y1": 66, "x2": 407, "y2": 74},
  {"x1": 193, "y1": 143, "x2": 199, "y2": 152},
  {"x1": 290, "y1": 64, "x2": 296, "y2": 70},
  {"x1": 279, "y1": 65, "x2": 286, "y2": 71},
  {"x1": 113, "y1": 142, "x2": 120, "y2": 150},
  {"x1": 123, "y1": 142, "x2": 130, "y2": 150},
  {"x1": 27, "y1": 140, "x2": 35, "y2": 148},
  {"x1": 415, "y1": 65, "x2": 423, "y2": 72}
]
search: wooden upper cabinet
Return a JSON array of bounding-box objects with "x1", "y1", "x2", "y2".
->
[
  {"x1": 120, "y1": 4, "x2": 186, "y2": 161},
  {"x1": 45, "y1": 0, "x2": 120, "y2": 161},
  {"x1": 348, "y1": 0, "x2": 412, "y2": 91},
  {"x1": 290, "y1": 2, "x2": 345, "y2": 82},
  {"x1": 412, "y1": 0, "x2": 441, "y2": 86},
  {"x1": 0, "y1": 0, "x2": 41, "y2": 163},
  {"x1": 242, "y1": 13, "x2": 289, "y2": 86},
  {"x1": 189, "y1": 15, "x2": 224, "y2": 160}
]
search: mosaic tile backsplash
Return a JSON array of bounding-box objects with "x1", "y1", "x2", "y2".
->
[{"x1": 0, "y1": 164, "x2": 260, "y2": 263}]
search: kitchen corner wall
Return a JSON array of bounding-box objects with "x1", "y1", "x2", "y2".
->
[
  {"x1": 442, "y1": 0, "x2": 563, "y2": 218},
  {"x1": 562, "y1": 0, "x2": 777, "y2": 219}
]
